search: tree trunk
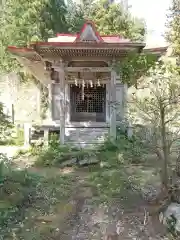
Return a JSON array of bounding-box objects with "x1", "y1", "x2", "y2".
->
[
  {"x1": 155, "y1": 149, "x2": 163, "y2": 161},
  {"x1": 160, "y1": 104, "x2": 169, "y2": 189},
  {"x1": 176, "y1": 153, "x2": 180, "y2": 177}
]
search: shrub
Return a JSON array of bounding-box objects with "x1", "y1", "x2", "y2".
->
[
  {"x1": 0, "y1": 103, "x2": 13, "y2": 144},
  {"x1": 0, "y1": 126, "x2": 24, "y2": 146},
  {"x1": 34, "y1": 133, "x2": 96, "y2": 167},
  {"x1": 96, "y1": 132, "x2": 145, "y2": 167},
  {"x1": 13, "y1": 127, "x2": 24, "y2": 146},
  {"x1": 34, "y1": 131, "x2": 145, "y2": 167},
  {"x1": 35, "y1": 144, "x2": 94, "y2": 167}
]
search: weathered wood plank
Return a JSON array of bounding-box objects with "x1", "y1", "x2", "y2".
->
[
  {"x1": 65, "y1": 67, "x2": 111, "y2": 72},
  {"x1": 24, "y1": 123, "x2": 31, "y2": 147},
  {"x1": 110, "y1": 70, "x2": 116, "y2": 139},
  {"x1": 57, "y1": 62, "x2": 65, "y2": 144}
]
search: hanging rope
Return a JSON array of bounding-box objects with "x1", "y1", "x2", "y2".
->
[{"x1": 82, "y1": 79, "x2": 85, "y2": 100}]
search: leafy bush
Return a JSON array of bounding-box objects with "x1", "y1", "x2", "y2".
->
[
  {"x1": 0, "y1": 126, "x2": 24, "y2": 146},
  {"x1": 0, "y1": 103, "x2": 13, "y2": 145},
  {"x1": 35, "y1": 145, "x2": 94, "y2": 167},
  {"x1": 96, "y1": 131, "x2": 145, "y2": 167},
  {"x1": 34, "y1": 133, "x2": 91, "y2": 167},
  {"x1": 12, "y1": 127, "x2": 24, "y2": 146},
  {"x1": 34, "y1": 131, "x2": 145, "y2": 167}
]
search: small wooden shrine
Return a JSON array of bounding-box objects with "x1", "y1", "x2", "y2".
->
[{"x1": 8, "y1": 21, "x2": 167, "y2": 146}]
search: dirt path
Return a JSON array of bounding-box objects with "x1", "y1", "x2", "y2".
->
[
  {"x1": 53, "y1": 169, "x2": 168, "y2": 240},
  {"x1": 12, "y1": 164, "x2": 168, "y2": 239}
]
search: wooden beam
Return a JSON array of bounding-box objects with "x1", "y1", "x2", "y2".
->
[
  {"x1": 47, "y1": 83, "x2": 52, "y2": 121},
  {"x1": 57, "y1": 62, "x2": 65, "y2": 144},
  {"x1": 44, "y1": 129, "x2": 49, "y2": 146},
  {"x1": 17, "y1": 57, "x2": 51, "y2": 86},
  {"x1": 123, "y1": 83, "x2": 128, "y2": 120},
  {"x1": 63, "y1": 56, "x2": 112, "y2": 62},
  {"x1": 24, "y1": 123, "x2": 31, "y2": 147},
  {"x1": 110, "y1": 69, "x2": 116, "y2": 140},
  {"x1": 65, "y1": 67, "x2": 111, "y2": 72}
]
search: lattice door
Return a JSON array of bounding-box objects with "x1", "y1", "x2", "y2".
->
[{"x1": 70, "y1": 85, "x2": 106, "y2": 122}]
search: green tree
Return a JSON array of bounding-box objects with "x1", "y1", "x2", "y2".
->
[
  {"x1": 129, "y1": 62, "x2": 180, "y2": 188},
  {"x1": 166, "y1": 0, "x2": 180, "y2": 55},
  {"x1": 86, "y1": 0, "x2": 146, "y2": 41},
  {"x1": 0, "y1": 0, "x2": 146, "y2": 74},
  {"x1": 66, "y1": 0, "x2": 146, "y2": 41},
  {"x1": 0, "y1": 0, "x2": 68, "y2": 73},
  {"x1": 115, "y1": 52, "x2": 157, "y2": 86},
  {"x1": 0, "y1": 103, "x2": 12, "y2": 142},
  {"x1": 66, "y1": 0, "x2": 85, "y2": 33}
]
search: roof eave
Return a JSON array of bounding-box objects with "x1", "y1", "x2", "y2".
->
[
  {"x1": 30, "y1": 42, "x2": 145, "y2": 49},
  {"x1": 143, "y1": 46, "x2": 168, "y2": 55}
]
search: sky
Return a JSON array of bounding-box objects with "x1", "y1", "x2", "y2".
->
[{"x1": 128, "y1": 0, "x2": 171, "y2": 44}]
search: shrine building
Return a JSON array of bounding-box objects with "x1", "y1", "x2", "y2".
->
[{"x1": 8, "y1": 21, "x2": 167, "y2": 146}]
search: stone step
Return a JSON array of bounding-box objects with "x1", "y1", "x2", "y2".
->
[
  {"x1": 65, "y1": 127, "x2": 109, "y2": 145},
  {"x1": 31, "y1": 126, "x2": 108, "y2": 146}
]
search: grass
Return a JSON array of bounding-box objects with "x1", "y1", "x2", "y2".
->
[
  {"x1": 85, "y1": 165, "x2": 143, "y2": 205},
  {"x1": 0, "y1": 160, "x2": 75, "y2": 240},
  {"x1": 28, "y1": 131, "x2": 151, "y2": 206},
  {"x1": 32, "y1": 133, "x2": 95, "y2": 167},
  {"x1": 0, "y1": 149, "x2": 168, "y2": 239},
  {"x1": 32, "y1": 130, "x2": 146, "y2": 169},
  {"x1": 0, "y1": 127, "x2": 24, "y2": 146}
]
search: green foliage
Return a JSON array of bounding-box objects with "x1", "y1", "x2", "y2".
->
[
  {"x1": 166, "y1": 214, "x2": 178, "y2": 238},
  {"x1": 86, "y1": 0, "x2": 146, "y2": 41},
  {"x1": 0, "y1": 126, "x2": 24, "y2": 146},
  {"x1": 88, "y1": 169, "x2": 128, "y2": 202},
  {"x1": 129, "y1": 61, "x2": 180, "y2": 133},
  {"x1": 66, "y1": 0, "x2": 85, "y2": 33},
  {"x1": 0, "y1": 159, "x2": 73, "y2": 239},
  {"x1": 40, "y1": 85, "x2": 49, "y2": 119},
  {"x1": 34, "y1": 130, "x2": 145, "y2": 168},
  {"x1": 97, "y1": 131, "x2": 145, "y2": 166},
  {"x1": 0, "y1": 0, "x2": 68, "y2": 73},
  {"x1": 0, "y1": 0, "x2": 146, "y2": 79},
  {"x1": 86, "y1": 132, "x2": 149, "y2": 204},
  {"x1": 12, "y1": 127, "x2": 24, "y2": 146},
  {"x1": 34, "y1": 133, "x2": 90, "y2": 167},
  {"x1": 166, "y1": 0, "x2": 180, "y2": 55},
  {"x1": 115, "y1": 52, "x2": 157, "y2": 86},
  {"x1": 0, "y1": 102, "x2": 13, "y2": 144},
  {"x1": 0, "y1": 162, "x2": 41, "y2": 235},
  {"x1": 87, "y1": 165, "x2": 142, "y2": 203},
  {"x1": 66, "y1": 0, "x2": 146, "y2": 41},
  {"x1": 129, "y1": 61, "x2": 180, "y2": 186}
]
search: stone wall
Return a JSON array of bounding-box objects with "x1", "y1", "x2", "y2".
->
[{"x1": 0, "y1": 73, "x2": 41, "y2": 124}]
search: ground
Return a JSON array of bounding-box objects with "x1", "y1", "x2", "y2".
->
[{"x1": 0, "y1": 146, "x2": 171, "y2": 239}]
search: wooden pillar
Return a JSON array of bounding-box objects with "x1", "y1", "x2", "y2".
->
[
  {"x1": 47, "y1": 83, "x2": 52, "y2": 120},
  {"x1": 123, "y1": 83, "x2": 128, "y2": 120},
  {"x1": 44, "y1": 129, "x2": 49, "y2": 146},
  {"x1": 54, "y1": 61, "x2": 65, "y2": 144},
  {"x1": 24, "y1": 123, "x2": 31, "y2": 147},
  {"x1": 127, "y1": 124, "x2": 133, "y2": 138},
  {"x1": 110, "y1": 69, "x2": 117, "y2": 140}
]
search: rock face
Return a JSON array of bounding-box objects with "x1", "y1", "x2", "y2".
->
[{"x1": 160, "y1": 202, "x2": 180, "y2": 233}]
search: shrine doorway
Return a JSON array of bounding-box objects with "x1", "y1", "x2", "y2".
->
[{"x1": 70, "y1": 84, "x2": 106, "y2": 122}]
